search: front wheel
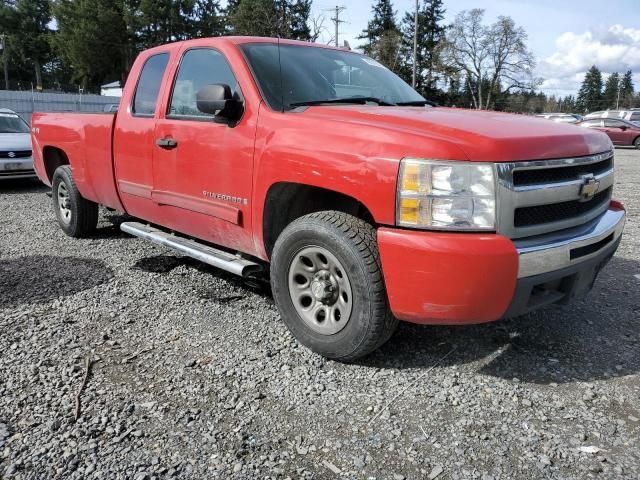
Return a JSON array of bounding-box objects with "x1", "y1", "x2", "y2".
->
[
  {"x1": 634, "y1": 137, "x2": 640, "y2": 149},
  {"x1": 270, "y1": 211, "x2": 397, "y2": 361},
  {"x1": 52, "y1": 165, "x2": 99, "y2": 238}
]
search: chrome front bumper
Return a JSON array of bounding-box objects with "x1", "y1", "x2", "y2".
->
[{"x1": 515, "y1": 207, "x2": 625, "y2": 278}]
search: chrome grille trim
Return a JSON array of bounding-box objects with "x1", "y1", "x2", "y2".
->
[{"x1": 496, "y1": 150, "x2": 615, "y2": 238}]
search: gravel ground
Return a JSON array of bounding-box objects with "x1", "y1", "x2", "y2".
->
[{"x1": 1, "y1": 148, "x2": 639, "y2": 480}]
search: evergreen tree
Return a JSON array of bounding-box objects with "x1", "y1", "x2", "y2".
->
[
  {"x1": 619, "y1": 70, "x2": 635, "y2": 108},
  {"x1": 357, "y1": 0, "x2": 401, "y2": 70},
  {"x1": 14, "y1": 0, "x2": 51, "y2": 90},
  {"x1": 287, "y1": 0, "x2": 311, "y2": 40},
  {"x1": 603, "y1": 72, "x2": 619, "y2": 109},
  {"x1": 228, "y1": 0, "x2": 311, "y2": 39},
  {"x1": 576, "y1": 65, "x2": 603, "y2": 113},
  {"x1": 399, "y1": 0, "x2": 445, "y2": 97},
  {"x1": 562, "y1": 95, "x2": 577, "y2": 112},
  {"x1": 0, "y1": 0, "x2": 53, "y2": 90},
  {"x1": 52, "y1": 0, "x2": 129, "y2": 90},
  {"x1": 193, "y1": 0, "x2": 225, "y2": 37},
  {"x1": 229, "y1": 0, "x2": 278, "y2": 36}
]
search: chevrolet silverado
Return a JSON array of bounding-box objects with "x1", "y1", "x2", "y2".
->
[{"x1": 31, "y1": 37, "x2": 626, "y2": 360}]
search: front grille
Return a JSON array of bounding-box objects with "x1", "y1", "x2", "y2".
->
[
  {"x1": 496, "y1": 151, "x2": 615, "y2": 238},
  {"x1": 514, "y1": 188, "x2": 611, "y2": 227},
  {"x1": 513, "y1": 157, "x2": 612, "y2": 186},
  {"x1": 0, "y1": 150, "x2": 31, "y2": 158}
]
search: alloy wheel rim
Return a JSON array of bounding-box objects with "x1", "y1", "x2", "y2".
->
[{"x1": 287, "y1": 246, "x2": 353, "y2": 335}]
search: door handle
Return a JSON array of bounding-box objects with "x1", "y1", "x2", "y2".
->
[{"x1": 156, "y1": 137, "x2": 178, "y2": 149}]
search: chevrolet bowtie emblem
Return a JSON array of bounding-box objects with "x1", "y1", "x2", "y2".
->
[{"x1": 580, "y1": 175, "x2": 600, "y2": 200}]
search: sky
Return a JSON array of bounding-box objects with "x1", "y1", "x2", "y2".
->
[{"x1": 310, "y1": 0, "x2": 640, "y2": 97}]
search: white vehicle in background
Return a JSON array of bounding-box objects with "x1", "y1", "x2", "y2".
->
[
  {"x1": 0, "y1": 108, "x2": 35, "y2": 180},
  {"x1": 584, "y1": 109, "x2": 640, "y2": 125},
  {"x1": 535, "y1": 113, "x2": 583, "y2": 124}
]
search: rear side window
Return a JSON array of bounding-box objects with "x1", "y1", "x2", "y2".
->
[
  {"x1": 631, "y1": 112, "x2": 640, "y2": 121},
  {"x1": 604, "y1": 119, "x2": 624, "y2": 128},
  {"x1": 133, "y1": 53, "x2": 169, "y2": 116},
  {"x1": 168, "y1": 49, "x2": 240, "y2": 119}
]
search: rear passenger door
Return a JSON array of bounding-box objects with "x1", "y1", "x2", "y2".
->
[
  {"x1": 113, "y1": 51, "x2": 171, "y2": 219},
  {"x1": 152, "y1": 47, "x2": 256, "y2": 254}
]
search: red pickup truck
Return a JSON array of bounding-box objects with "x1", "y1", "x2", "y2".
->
[{"x1": 31, "y1": 37, "x2": 626, "y2": 361}]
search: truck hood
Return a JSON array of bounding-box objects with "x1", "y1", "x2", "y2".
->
[
  {"x1": 0, "y1": 132, "x2": 32, "y2": 152},
  {"x1": 301, "y1": 106, "x2": 612, "y2": 162}
]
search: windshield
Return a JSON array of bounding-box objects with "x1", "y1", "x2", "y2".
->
[
  {"x1": 0, "y1": 113, "x2": 30, "y2": 133},
  {"x1": 240, "y1": 43, "x2": 426, "y2": 111}
]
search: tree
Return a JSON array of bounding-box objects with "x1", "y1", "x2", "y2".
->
[
  {"x1": 228, "y1": 0, "x2": 311, "y2": 39},
  {"x1": 399, "y1": 0, "x2": 446, "y2": 98},
  {"x1": 193, "y1": 0, "x2": 226, "y2": 38},
  {"x1": 442, "y1": 9, "x2": 536, "y2": 110},
  {"x1": 603, "y1": 72, "x2": 619, "y2": 109},
  {"x1": 0, "y1": 0, "x2": 53, "y2": 90},
  {"x1": 52, "y1": 0, "x2": 129, "y2": 90},
  {"x1": 138, "y1": 0, "x2": 199, "y2": 48},
  {"x1": 358, "y1": 0, "x2": 401, "y2": 71},
  {"x1": 576, "y1": 65, "x2": 603, "y2": 113},
  {"x1": 287, "y1": 0, "x2": 311, "y2": 40},
  {"x1": 619, "y1": 70, "x2": 635, "y2": 108},
  {"x1": 13, "y1": 0, "x2": 51, "y2": 89}
]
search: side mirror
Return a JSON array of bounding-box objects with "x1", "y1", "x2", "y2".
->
[{"x1": 196, "y1": 84, "x2": 243, "y2": 122}]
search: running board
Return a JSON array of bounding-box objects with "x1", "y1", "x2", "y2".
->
[{"x1": 120, "y1": 222, "x2": 261, "y2": 277}]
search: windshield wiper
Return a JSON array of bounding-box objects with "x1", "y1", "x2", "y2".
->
[
  {"x1": 395, "y1": 100, "x2": 438, "y2": 107},
  {"x1": 289, "y1": 97, "x2": 397, "y2": 108}
]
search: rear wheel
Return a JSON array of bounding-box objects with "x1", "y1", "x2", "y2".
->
[
  {"x1": 634, "y1": 136, "x2": 640, "y2": 149},
  {"x1": 52, "y1": 165, "x2": 99, "y2": 238},
  {"x1": 270, "y1": 211, "x2": 398, "y2": 361}
]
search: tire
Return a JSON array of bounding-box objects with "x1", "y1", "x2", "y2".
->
[
  {"x1": 634, "y1": 137, "x2": 640, "y2": 149},
  {"x1": 270, "y1": 211, "x2": 398, "y2": 361},
  {"x1": 52, "y1": 165, "x2": 99, "y2": 238}
]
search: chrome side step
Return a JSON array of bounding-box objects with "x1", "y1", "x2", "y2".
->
[{"x1": 120, "y1": 222, "x2": 261, "y2": 277}]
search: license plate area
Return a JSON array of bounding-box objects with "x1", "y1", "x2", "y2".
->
[{"x1": 3, "y1": 162, "x2": 23, "y2": 170}]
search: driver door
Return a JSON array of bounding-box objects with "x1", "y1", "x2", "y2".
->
[{"x1": 152, "y1": 47, "x2": 255, "y2": 253}]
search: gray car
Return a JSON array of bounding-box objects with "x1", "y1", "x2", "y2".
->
[{"x1": 0, "y1": 108, "x2": 35, "y2": 180}]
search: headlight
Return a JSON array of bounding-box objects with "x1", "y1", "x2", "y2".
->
[{"x1": 396, "y1": 159, "x2": 496, "y2": 230}]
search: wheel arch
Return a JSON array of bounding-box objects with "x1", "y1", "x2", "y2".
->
[
  {"x1": 42, "y1": 146, "x2": 70, "y2": 183},
  {"x1": 262, "y1": 182, "x2": 377, "y2": 259}
]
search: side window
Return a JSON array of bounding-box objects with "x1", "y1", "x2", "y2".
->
[
  {"x1": 630, "y1": 112, "x2": 640, "y2": 121},
  {"x1": 581, "y1": 120, "x2": 601, "y2": 127},
  {"x1": 604, "y1": 119, "x2": 623, "y2": 128},
  {"x1": 132, "y1": 53, "x2": 169, "y2": 116},
  {"x1": 169, "y1": 49, "x2": 240, "y2": 119}
]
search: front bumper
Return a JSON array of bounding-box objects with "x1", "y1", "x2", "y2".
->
[
  {"x1": 0, "y1": 157, "x2": 36, "y2": 179},
  {"x1": 377, "y1": 203, "x2": 625, "y2": 325}
]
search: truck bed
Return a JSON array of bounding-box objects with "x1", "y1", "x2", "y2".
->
[{"x1": 31, "y1": 112, "x2": 123, "y2": 211}]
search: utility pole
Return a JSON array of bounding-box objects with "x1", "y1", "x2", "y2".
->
[
  {"x1": 412, "y1": 0, "x2": 418, "y2": 88},
  {"x1": 0, "y1": 34, "x2": 8, "y2": 90},
  {"x1": 616, "y1": 78, "x2": 621, "y2": 109},
  {"x1": 330, "y1": 6, "x2": 346, "y2": 48}
]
